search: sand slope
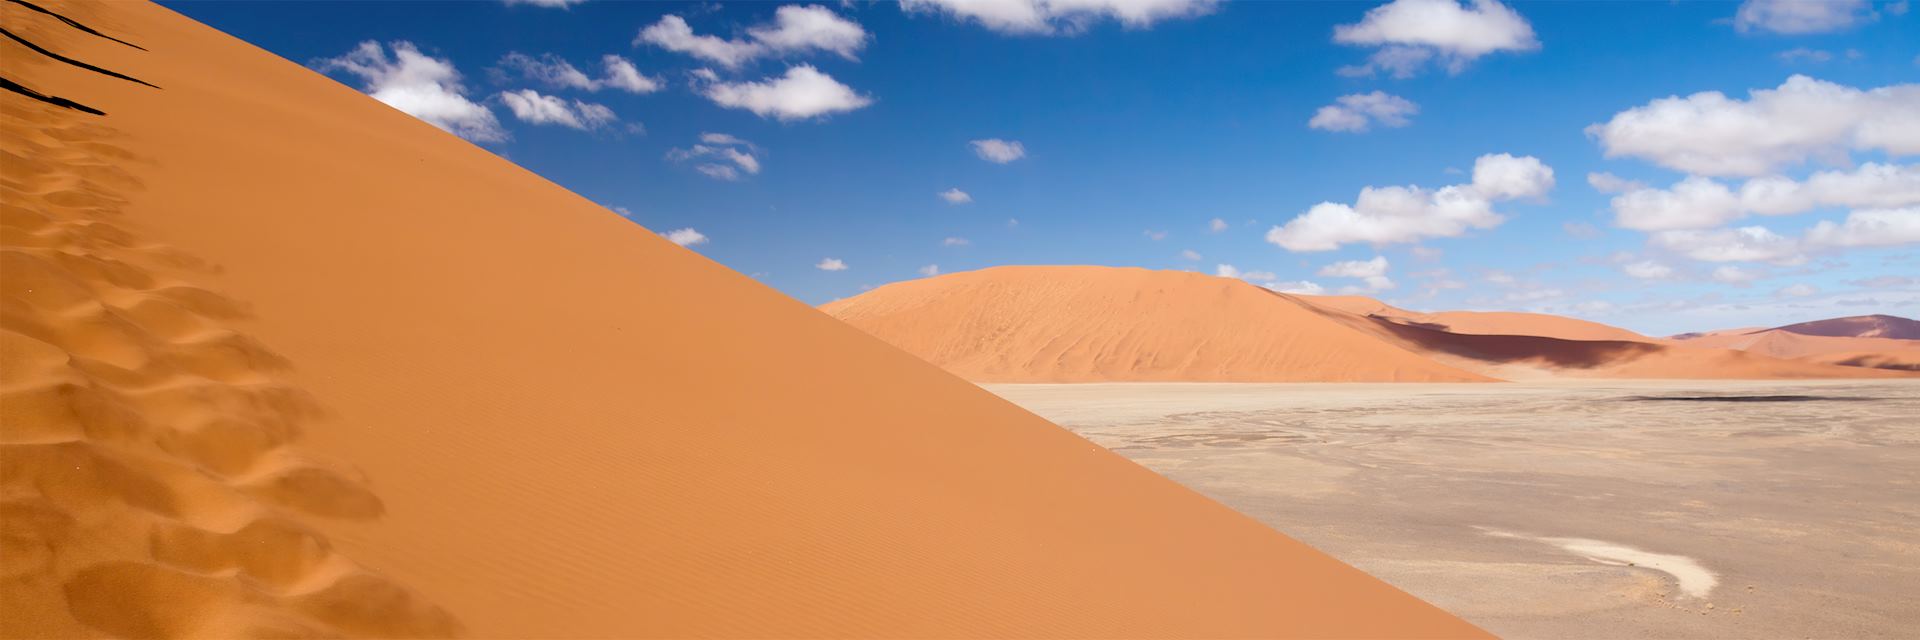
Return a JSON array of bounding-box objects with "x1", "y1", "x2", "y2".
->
[
  {"x1": 1768, "y1": 314, "x2": 1920, "y2": 340},
  {"x1": 822, "y1": 266, "x2": 1494, "y2": 382},
  {"x1": 0, "y1": 1, "x2": 1486, "y2": 637}
]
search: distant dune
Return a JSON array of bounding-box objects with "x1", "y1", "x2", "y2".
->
[
  {"x1": 822, "y1": 266, "x2": 1494, "y2": 382},
  {"x1": 1669, "y1": 316, "x2": 1920, "y2": 373},
  {"x1": 0, "y1": 1, "x2": 1487, "y2": 638},
  {"x1": 1765, "y1": 314, "x2": 1920, "y2": 340},
  {"x1": 826, "y1": 267, "x2": 1909, "y2": 382}
]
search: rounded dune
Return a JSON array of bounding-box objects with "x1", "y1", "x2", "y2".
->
[{"x1": 822, "y1": 266, "x2": 1495, "y2": 382}]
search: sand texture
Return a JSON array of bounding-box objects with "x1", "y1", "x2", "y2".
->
[
  {"x1": 0, "y1": 1, "x2": 1487, "y2": 637},
  {"x1": 992, "y1": 380, "x2": 1920, "y2": 639}
]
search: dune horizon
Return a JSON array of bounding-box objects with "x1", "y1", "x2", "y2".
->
[
  {"x1": 823, "y1": 265, "x2": 1917, "y2": 383},
  {"x1": 1, "y1": 1, "x2": 1490, "y2": 637}
]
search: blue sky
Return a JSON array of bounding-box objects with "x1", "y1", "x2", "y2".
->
[{"x1": 163, "y1": 0, "x2": 1918, "y2": 335}]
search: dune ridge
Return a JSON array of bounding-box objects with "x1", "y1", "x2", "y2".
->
[{"x1": 0, "y1": 1, "x2": 1486, "y2": 637}]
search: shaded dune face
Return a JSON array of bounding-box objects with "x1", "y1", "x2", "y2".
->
[
  {"x1": 1768, "y1": 314, "x2": 1920, "y2": 340},
  {"x1": 822, "y1": 266, "x2": 1494, "y2": 383},
  {"x1": 1, "y1": 1, "x2": 1488, "y2": 638}
]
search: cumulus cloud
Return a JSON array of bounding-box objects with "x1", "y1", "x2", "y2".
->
[
  {"x1": 816, "y1": 257, "x2": 849, "y2": 271},
  {"x1": 1803, "y1": 207, "x2": 1920, "y2": 247},
  {"x1": 1611, "y1": 163, "x2": 1920, "y2": 231},
  {"x1": 1181, "y1": 249, "x2": 1202, "y2": 260},
  {"x1": 1308, "y1": 91, "x2": 1419, "y2": 133},
  {"x1": 1586, "y1": 76, "x2": 1920, "y2": 177},
  {"x1": 700, "y1": 65, "x2": 872, "y2": 121},
  {"x1": 1333, "y1": 0, "x2": 1538, "y2": 78},
  {"x1": 496, "y1": 53, "x2": 661, "y2": 93},
  {"x1": 970, "y1": 138, "x2": 1027, "y2": 163},
  {"x1": 662, "y1": 228, "x2": 708, "y2": 246},
  {"x1": 317, "y1": 41, "x2": 506, "y2": 142},
  {"x1": 942, "y1": 236, "x2": 970, "y2": 246},
  {"x1": 667, "y1": 134, "x2": 761, "y2": 181},
  {"x1": 899, "y1": 0, "x2": 1217, "y2": 35},
  {"x1": 1144, "y1": 229, "x2": 1168, "y2": 241},
  {"x1": 1266, "y1": 153, "x2": 1552, "y2": 251},
  {"x1": 939, "y1": 188, "x2": 973, "y2": 204},
  {"x1": 1650, "y1": 226, "x2": 1805, "y2": 263},
  {"x1": 1586, "y1": 171, "x2": 1646, "y2": 194},
  {"x1": 497, "y1": 89, "x2": 620, "y2": 130},
  {"x1": 1735, "y1": 0, "x2": 1875, "y2": 34},
  {"x1": 1622, "y1": 259, "x2": 1675, "y2": 279},
  {"x1": 1776, "y1": 47, "x2": 1835, "y2": 64},
  {"x1": 919, "y1": 264, "x2": 941, "y2": 276},
  {"x1": 638, "y1": 6, "x2": 867, "y2": 68},
  {"x1": 1209, "y1": 218, "x2": 1229, "y2": 232},
  {"x1": 1317, "y1": 256, "x2": 1395, "y2": 290}
]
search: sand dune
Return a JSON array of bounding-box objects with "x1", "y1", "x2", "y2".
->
[
  {"x1": 826, "y1": 266, "x2": 1906, "y2": 382},
  {"x1": 1767, "y1": 314, "x2": 1920, "y2": 340},
  {"x1": 0, "y1": 1, "x2": 1486, "y2": 637},
  {"x1": 1302, "y1": 296, "x2": 1651, "y2": 343},
  {"x1": 822, "y1": 266, "x2": 1494, "y2": 382}
]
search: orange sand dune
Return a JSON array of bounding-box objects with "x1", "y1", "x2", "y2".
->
[
  {"x1": 1768, "y1": 314, "x2": 1920, "y2": 340},
  {"x1": 0, "y1": 1, "x2": 1487, "y2": 638},
  {"x1": 1798, "y1": 350, "x2": 1920, "y2": 372},
  {"x1": 1666, "y1": 327, "x2": 1920, "y2": 373},
  {"x1": 1300, "y1": 295, "x2": 1650, "y2": 343},
  {"x1": 826, "y1": 267, "x2": 1904, "y2": 382},
  {"x1": 822, "y1": 266, "x2": 1494, "y2": 382}
]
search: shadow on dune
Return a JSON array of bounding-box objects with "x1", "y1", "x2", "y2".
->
[
  {"x1": 0, "y1": 75, "x2": 104, "y2": 114},
  {"x1": 6, "y1": 0, "x2": 147, "y2": 50},
  {"x1": 1363, "y1": 315, "x2": 1665, "y2": 370}
]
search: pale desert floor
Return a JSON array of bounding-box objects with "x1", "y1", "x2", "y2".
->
[{"x1": 988, "y1": 380, "x2": 1920, "y2": 639}]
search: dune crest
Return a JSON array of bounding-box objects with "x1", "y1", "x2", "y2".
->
[{"x1": 1, "y1": 1, "x2": 1486, "y2": 637}]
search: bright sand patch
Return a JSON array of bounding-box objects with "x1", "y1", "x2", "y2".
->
[{"x1": 1481, "y1": 529, "x2": 1719, "y2": 599}]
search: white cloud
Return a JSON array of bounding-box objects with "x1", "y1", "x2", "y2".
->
[
  {"x1": 1712, "y1": 265, "x2": 1761, "y2": 284},
  {"x1": 816, "y1": 257, "x2": 849, "y2": 271},
  {"x1": 939, "y1": 188, "x2": 973, "y2": 204},
  {"x1": 600, "y1": 55, "x2": 663, "y2": 93},
  {"x1": 1410, "y1": 245, "x2": 1443, "y2": 259},
  {"x1": 1471, "y1": 153, "x2": 1555, "y2": 199},
  {"x1": 1776, "y1": 282, "x2": 1820, "y2": 297},
  {"x1": 1587, "y1": 75, "x2": 1920, "y2": 177},
  {"x1": 1803, "y1": 207, "x2": 1920, "y2": 247},
  {"x1": 1563, "y1": 221, "x2": 1603, "y2": 239},
  {"x1": 1180, "y1": 249, "x2": 1202, "y2": 260},
  {"x1": 1612, "y1": 163, "x2": 1920, "y2": 230},
  {"x1": 1586, "y1": 171, "x2": 1646, "y2": 194},
  {"x1": 1209, "y1": 217, "x2": 1228, "y2": 232},
  {"x1": 701, "y1": 65, "x2": 872, "y2": 121},
  {"x1": 662, "y1": 228, "x2": 708, "y2": 246},
  {"x1": 668, "y1": 135, "x2": 761, "y2": 181},
  {"x1": 1266, "y1": 153, "x2": 1551, "y2": 251},
  {"x1": 1308, "y1": 91, "x2": 1419, "y2": 133},
  {"x1": 943, "y1": 236, "x2": 971, "y2": 246},
  {"x1": 497, "y1": 89, "x2": 619, "y2": 130},
  {"x1": 496, "y1": 53, "x2": 660, "y2": 94},
  {"x1": 970, "y1": 138, "x2": 1027, "y2": 163},
  {"x1": 1216, "y1": 264, "x2": 1277, "y2": 282},
  {"x1": 1622, "y1": 259, "x2": 1675, "y2": 279},
  {"x1": 1144, "y1": 229, "x2": 1168, "y2": 241},
  {"x1": 637, "y1": 6, "x2": 867, "y2": 68},
  {"x1": 1735, "y1": 0, "x2": 1874, "y2": 34},
  {"x1": 919, "y1": 264, "x2": 941, "y2": 276},
  {"x1": 1650, "y1": 226, "x2": 1804, "y2": 263},
  {"x1": 899, "y1": 0, "x2": 1216, "y2": 35},
  {"x1": 1333, "y1": 0, "x2": 1538, "y2": 77},
  {"x1": 1318, "y1": 256, "x2": 1396, "y2": 290},
  {"x1": 317, "y1": 41, "x2": 505, "y2": 142}
]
